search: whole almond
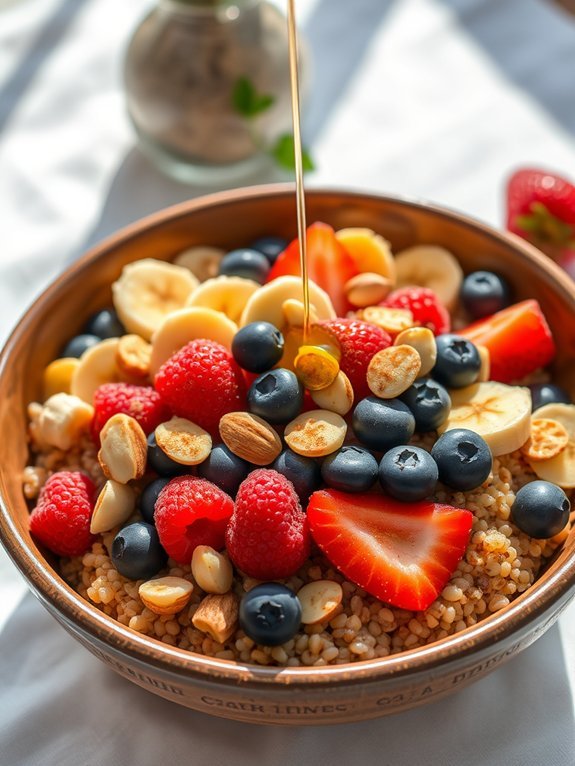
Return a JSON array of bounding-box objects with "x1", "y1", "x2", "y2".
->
[
  {"x1": 284, "y1": 409, "x2": 347, "y2": 457},
  {"x1": 116, "y1": 334, "x2": 152, "y2": 380},
  {"x1": 98, "y1": 413, "x2": 147, "y2": 483},
  {"x1": 394, "y1": 326, "x2": 437, "y2": 377},
  {"x1": 310, "y1": 370, "x2": 354, "y2": 415},
  {"x1": 155, "y1": 416, "x2": 212, "y2": 465},
  {"x1": 345, "y1": 272, "x2": 393, "y2": 307},
  {"x1": 191, "y1": 545, "x2": 233, "y2": 594},
  {"x1": 367, "y1": 345, "x2": 421, "y2": 399},
  {"x1": 192, "y1": 593, "x2": 239, "y2": 643},
  {"x1": 90, "y1": 480, "x2": 136, "y2": 534},
  {"x1": 219, "y1": 412, "x2": 282, "y2": 465},
  {"x1": 139, "y1": 576, "x2": 194, "y2": 615},
  {"x1": 297, "y1": 580, "x2": 343, "y2": 625}
]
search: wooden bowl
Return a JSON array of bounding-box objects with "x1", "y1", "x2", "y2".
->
[{"x1": 1, "y1": 186, "x2": 575, "y2": 725}]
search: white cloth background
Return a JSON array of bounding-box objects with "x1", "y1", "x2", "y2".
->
[{"x1": 1, "y1": 0, "x2": 575, "y2": 763}]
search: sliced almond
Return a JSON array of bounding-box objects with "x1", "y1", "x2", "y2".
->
[
  {"x1": 116, "y1": 334, "x2": 152, "y2": 380},
  {"x1": 367, "y1": 345, "x2": 421, "y2": 399},
  {"x1": 219, "y1": 412, "x2": 282, "y2": 465},
  {"x1": 37, "y1": 393, "x2": 94, "y2": 451},
  {"x1": 477, "y1": 344, "x2": 491, "y2": 382},
  {"x1": 192, "y1": 593, "x2": 238, "y2": 643},
  {"x1": 521, "y1": 418, "x2": 569, "y2": 462},
  {"x1": 155, "y1": 417, "x2": 212, "y2": 466},
  {"x1": 310, "y1": 370, "x2": 354, "y2": 415},
  {"x1": 90, "y1": 480, "x2": 136, "y2": 534},
  {"x1": 359, "y1": 306, "x2": 414, "y2": 338},
  {"x1": 191, "y1": 545, "x2": 233, "y2": 594},
  {"x1": 139, "y1": 576, "x2": 194, "y2": 615},
  {"x1": 297, "y1": 580, "x2": 343, "y2": 625},
  {"x1": 394, "y1": 327, "x2": 437, "y2": 378},
  {"x1": 98, "y1": 413, "x2": 147, "y2": 483},
  {"x1": 345, "y1": 272, "x2": 393, "y2": 308},
  {"x1": 284, "y1": 409, "x2": 347, "y2": 458}
]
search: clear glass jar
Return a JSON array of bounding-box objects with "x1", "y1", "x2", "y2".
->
[{"x1": 124, "y1": 0, "x2": 301, "y2": 184}]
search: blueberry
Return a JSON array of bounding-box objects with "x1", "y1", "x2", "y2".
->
[
  {"x1": 239, "y1": 583, "x2": 302, "y2": 646},
  {"x1": 248, "y1": 368, "x2": 303, "y2": 424},
  {"x1": 511, "y1": 481, "x2": 571, "y2": 539},
  {"x1": 321, "y1": 446, "x2": 379, "y2": 493},
  {"x1": 147, "y1": 433, "x2": 189, "y2": 477},
  {"x1": 197, "y1": 443, "x2": 251, "y2": 496},
  {"x1": 272, "y1": 449, "x2": 322, "y2": 503},
  {"x1": 249, "y1": 236, "x2": 288, "y2": 265},
  {"x1": 139, "y1": 478, "x2": 170, "y2": 524},
  {"x1": 219, "y1": 248, "x2": 270, "y2": 283},
  {"x1": 431, "y1": 428, "x2": 492, "y2": 491},
  {"x1": 379, "y1": 445, "x2": 438, "y2": 502},
  {"x1": 352, "y1": 397, "x2": 415, "y2": 453},
  {"x1": 432, "y1": 335, "x2": 481, "y2": 389},
  {"x1": 84, "y1": 308, "x2": 125, "y2": 339},
  {"x1": 61, "y1": 333, "x2": 100, "y2": 358},
  {"x1": 460, "y1": 271, "x2": 511, "y2": 319},
  {"x1": 232, "y1": 322, "x2": 284, "y2": 373},
  {"x1": 529, "y1": 382, "x2": 572, "y2": 411},
  {"x1": 111, "y1": 522, "x2": 168, "y2": 580},
  {"x1": 400, "y1": 378, "x2": 451, "y2": 432}
]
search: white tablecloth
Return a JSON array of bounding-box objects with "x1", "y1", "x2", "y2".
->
[{"x1": 1, "y1": 0, "x2": 575, "y2": 763}]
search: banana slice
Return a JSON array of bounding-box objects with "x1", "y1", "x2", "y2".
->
[
  {"x1": 335, "y1": 228, "x2": 396, "y2": 283},
  {"x1": 240, "y1": 275, "x2": 336, "y2": 328},
  {"x1": 394, "y1": 246, "x2": 463, "y2": 311},
  {"x1": 150, "y1": 307, "x2": 237, "y2": 376},
  {"x1": 71, "y1": 338, "x2": 122, "y2": 403},
  {"x1": 187, "y1": 276, "x2": 259, "y2": 324},
  {"x1": 112, "y1": 259, "x2": 199, "y2": 341},
  {"x1": 437, "y1": 381, "x2": 531, "y2": 456},
  {"x1": 526, "y1": 403, "x2": 575, "y2": 488},
  {"x1": 173, "y1": 246, "x2": 225, "y2": 282}
]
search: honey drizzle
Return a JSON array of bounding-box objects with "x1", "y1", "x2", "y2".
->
[{"x1": 287, "y1": 0, "x2": 310, "y2": 341}]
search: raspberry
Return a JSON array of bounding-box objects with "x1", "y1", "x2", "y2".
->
[
  {"x1": 319, "y1": 318, "x2": 392, "y2": 401},
  {"x1": 383, "y1": 287, "x2": 450, "y2": 335},
  {"x1": 29, "y1": 471, "x2": 96, "y2": 557},
  {"x1": 226, "y1": 469, "x2": 310, "y2": 579},
  {"x1": 154, "y1": 340, "x2": 246, "y2": 435},
  {"x1": 92, "y1": 382, "x2": 170, "y2": 439},
  {"x1": 154, "y1": 476, "x2": 234, "y2": 564}
]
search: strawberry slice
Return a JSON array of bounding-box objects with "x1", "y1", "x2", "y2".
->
[
  {"x1": 459, "y1": 299, "x2": 555, "y2": 383},
  {"x1": 266, "y1": 222, "x2": 359, "y2": 316},
  {"x1": 307, "y1": 490, "x2": 473, "y2": 612}
]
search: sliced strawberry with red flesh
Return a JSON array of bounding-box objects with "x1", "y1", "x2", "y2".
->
[
  {"x1": 459, "y1": 299, "x2": 555, "y2": 383},
  {"x1": 266, "y1": 222, "x2": 359, "y2": 316},
  {"x1": 307, "y1": 490, "x2": 473, "y2": 612}
]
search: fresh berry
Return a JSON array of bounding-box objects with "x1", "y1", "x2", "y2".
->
[
  {"x1": 352, "y1": 397, "x2": 415, "y2": 452},
  {"x1": 139, "y1": 478, "x2": 170, "y2": 524},
  {"x1": 239, "y1": 583, "x2": 302, "y2": 646},
  {"x1": 92, "y1": 382, "x2": 170, "y2": 438},
  {"x1": 272, "y1": 449, "x2": 322, "y2": 503},
  {"x1": 226, "y1": 469, "x2": 310, "y2": 579},
  {"x1": 431, "y1": 429, "x2": 492, "y2": 491},
  {"x1": 247, "y1": 368, "x2": 303, "y2": 424},
  {"x1": 147, "y1": 433, "x2": 189, "y2": 477},
  {"x1": 267, "y1": 222, "x2": 359, "y2": 316},
  {"x1": 61, "y1": 334, "x2": 100, "y2": 358},
  {"x1": 154, "y1": 477, "x2": 233, "y2": 564},
  {"x1": 154, "y1": 339, "x2": 246, "y2": 435},
  {"x1": 459, "y1": 299, "x2": 555, "y2": 383},
  {"x1": 460, "y1": 271, "x2": 511, "y2": 320},
  {"x1": 506, "y1": 168, "x2": 575, "y2": 260},
  {"x1": 307, "y1": 490, "x2": 473, "y2": 611},
  {"x1": 383, "y1": 287, "x2": 450, "y2": 335},
  {"x1": 319, "y1": 318, "x2": 392, "y2": 400},
  {"x1": 29, "y1": 471, "x2": 96, "y2": 557},
  {"x1": 111, "y1": 522, "x2": 168, "y2": 579},
  {"x1": 232, "y1": 321, "x2": 284, "y2": 373},
  {"x1": 321, "y1": 446, "x2": 378, "y2": 493},
  {"x1": 400, "y1": 378, "x2": 451, "y2": 432},
  {"x1": 219, "y1": 248, "x2": 270, "y2": 283},
  {"x1": 529, "y1": 382, "x2": 572, "y2": 411},
  {"x1": 379, "y1": 446, "x2": 438, "y2": 502},
  {"x1": 84, "y1": 308, "x2": 125, "y2": 339},
  {"x1": 511, "y1": 481, "x2": 571, "y2": 539},
  {"x1": 197, "y1": 443, "x2": 251, "y2": 496},
  {"x1": 432, "y1": 335, "x2": 481, "y2": 389},
  {"x1": 249, "y1": 236, "x2": 288, "y2": 265}
]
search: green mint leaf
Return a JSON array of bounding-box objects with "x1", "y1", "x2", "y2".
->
[
  {"x1": 271, "y1": 133, "x2": 315, "y2": 172},
  {"x1": 232, "y1": 77, "x2": 275, "y2": 117}
]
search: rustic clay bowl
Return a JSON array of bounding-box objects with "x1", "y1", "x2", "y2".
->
[{"x1": 1, "y1": 186, "x2": 575, "y2": 726}]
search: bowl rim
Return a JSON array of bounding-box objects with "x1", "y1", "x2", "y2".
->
[{"x1": 2, "y1": 183, "x2": 575, "y2": 688}]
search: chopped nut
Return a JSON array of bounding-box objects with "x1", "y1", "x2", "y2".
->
[
  {"x1": 219, "y1": 412, "x2": 282, "y2": 465},
  {"x1": 310, "y1": 370, "x2": 354, "y2": 415},
  {"x1": 344, "y1": 272, "x2": 393, "y2": 307},
  {"x1": 155, "y1": 416, "x2": 212, "y2": 465},
  {"x1": 192, "y1": 593, "x2": 238, "y2": 643},
  {"x1": 90, "y1": 480, "x2": 136, "y2": 534},
  {"x1": 98, "y1": 413, "x2": 147, "y2": 483},
  {"x1": 521, "y1": 418, "x2": 569, "y2": 462},
  {"x1": 191, "y1": 545, "x2": 233, "y2": 594},
  {"x1": 37, "y1": 393, "x2": 94, "y2": 450},
  {"x1": 139, "y1": 576, "x2": 194, "y2": 615},
  {"x1": 297, "y1": 580, "x2": 343, "y2": 624},
  {"x1": 367, "y1": 345, "x2": 421, "y2": 398},
  {"x1": 116, "y1": 334, "x2": 152, "y2": 380},
  {"x1": 359, "y1": 306, "x2": 414, "y2": 338},
  {"x1": 284, "y1": 409, "x2": 347, "y2": 457},
  {"x1": 394, "y1": 327, "x2": 437, "y2": 377}
]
